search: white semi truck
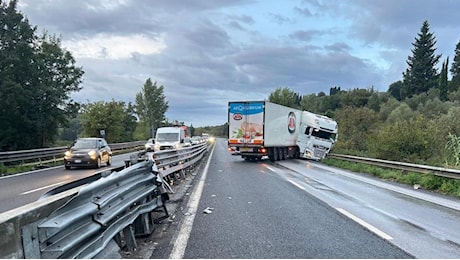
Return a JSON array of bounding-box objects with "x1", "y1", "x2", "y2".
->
[{"x1": 228, "y1": 101, "x2": 338, "y2": 161}]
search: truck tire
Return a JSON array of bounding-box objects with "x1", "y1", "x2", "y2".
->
[
  {"x1": 294, "y1": 148, "x2": 300, "y2": 159},
  {"x1": 273, "y1": 148, "x2": 279, "y2": 161},
  {"x1": 268, "y1": 148, "x2": 275, "y2": 161},
  {"x1": 281, "y1": 148, "x2": 287, "y2": 160}
]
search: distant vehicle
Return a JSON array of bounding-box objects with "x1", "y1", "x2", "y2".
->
[
  {"x1": 64, "y1": 137, "x2": 112, "y2": 169},
  {"x1": 154, "y1": 127, "x2": 187, "y2": 151},
  {"x1": 183, "y1": 137, "x2": 193, "y2": 147},
  {"x1": 228, "y1": 101, "x2": 338, "y2": 161},
  {"x1": 191, "y1": 136, "x2": 203, "y2": 145},
  {"x1": 145, "y1": 138, "x2": 155, "y2": 151}
]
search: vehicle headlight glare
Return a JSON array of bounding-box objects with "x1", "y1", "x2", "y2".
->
[
  {"x1": 88, "y1": 150, "x2": 97, "y2": 160},
  {"x1": 64, "y1": 151, "x2": 71, "y2": 159}
]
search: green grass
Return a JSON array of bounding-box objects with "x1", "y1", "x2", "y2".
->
[{"x1": 322, "y1": 158, "x2": 460, "y2": 198}]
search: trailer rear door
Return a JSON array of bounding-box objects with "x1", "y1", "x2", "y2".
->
[{"x1": 228, "y1": 101, "x2": 265, "y2": 146}]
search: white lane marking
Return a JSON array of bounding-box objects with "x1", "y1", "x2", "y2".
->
[
  {"x1": 287, "y1": 179, "x2": 306, "y2": 191},
  {"x1": 336, "y1": 208, "x2": 393, "y2": 240},
  {"x1": 169, "y1": 144, "x2": 215, "y2": 259},
  {"x1": 20, "y1": 182, "x2": 66, "y2": 195},
  {"x1": 265, "y1": 166, "x2": 277, "y2": 172}
]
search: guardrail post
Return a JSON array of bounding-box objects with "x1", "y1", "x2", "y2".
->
[
  {"x1": 122, "y1": 225, "x2": 137, "y2": 251},
  {"x1": 133, "y1": 197, "x2": 155, "y2": 236}
]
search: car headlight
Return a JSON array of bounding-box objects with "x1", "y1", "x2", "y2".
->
[
  {"x1": 64, "y1": 151, "x2": 72, "y2": 159},
  {"x1": 88, "y1": 150, "x2": 98, "y2": 160}
]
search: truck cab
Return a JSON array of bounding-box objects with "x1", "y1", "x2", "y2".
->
[
  {"x1": 297, "y1": 111, "x2": 338, "y2": 160},
  {"x1": 154, "y1": 127, "x2": 186, "y2": 151}
]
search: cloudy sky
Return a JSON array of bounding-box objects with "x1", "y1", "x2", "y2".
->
[{"x1": 15, "y1": 0, "x2": 460, "y2": 127}]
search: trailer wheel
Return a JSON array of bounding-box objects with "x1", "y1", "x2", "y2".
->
[
  {"x1": 268, "y1": 148, "x2": 275, "y2": 161},
  {"x1": 281, "y1": 148, "x2": 287, "y2": 160},
  {"x1": 273, "y1": 148, "x2": 279, "y2": 161}
]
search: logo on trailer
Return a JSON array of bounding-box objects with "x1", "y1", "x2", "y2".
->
[
  {"x1": 233, "y1": 113, "x2": 243, "y2": 120},
  {"x1": 288, "y1": 112, "x2": 296, "y2": 133}
]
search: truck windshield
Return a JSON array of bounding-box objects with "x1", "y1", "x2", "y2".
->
[
  {"x1": 156, "y1": 133, "x2": 179, "y2": 142},
  {"x1": 306, "y1": 127, "x2": 336, "y2": 142}
]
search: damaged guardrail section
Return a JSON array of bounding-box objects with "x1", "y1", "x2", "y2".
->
[
  {"x1": 22, "y1": 160, "x2": 168, "y2": 259},
  {"x1": 0, "y1": 142, "x2": 210, "y2": 258}
]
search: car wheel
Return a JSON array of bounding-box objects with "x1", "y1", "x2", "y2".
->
[
  {"x1": 65, "y1": 165, "x2": 71, "y2": 170},
  {"x1": 107, "y1": 155, "x2": 112, "y2": 166},
  {"x1": 95, "y1": 158, "x2": 101, "y2": 168}
]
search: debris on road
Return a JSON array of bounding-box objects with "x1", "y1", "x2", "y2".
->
[{"x1": 203, "y1": 207, "x2": 214, "y2": 214}]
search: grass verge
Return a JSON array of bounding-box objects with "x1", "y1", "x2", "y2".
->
[{"x1": 322, "y1": 158, "x2": 460, "y2": 198}]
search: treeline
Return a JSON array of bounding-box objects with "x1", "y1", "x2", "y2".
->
[
  {"x1": 0, "y1": 2, "x2": 178, "y2": 150},
  {"x1": 3, "y1": 0, "x2": 460, "y2": 168},
  {"x1": 268, "y1": 21, "x2": 460, "y2": 167}
]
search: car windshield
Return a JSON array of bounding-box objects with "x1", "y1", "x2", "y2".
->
[
  {"x1": 73, "y1": 139, "x2": 97, "y2": 149},
  {"x1": 156, "y1": 133, "x2": 179, "y2": 142}
]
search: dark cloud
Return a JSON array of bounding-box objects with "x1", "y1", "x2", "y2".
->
[
  {"x1": 15, "y1": 0, "x2": 460, "y2": 126},
  {"x1": 289, "y1": 30, "x2": 323, "y2": 42}
]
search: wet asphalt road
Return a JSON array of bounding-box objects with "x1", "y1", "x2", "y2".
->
[{"x1": 176, "y1": 139, "x2": 412, "y2": 258}]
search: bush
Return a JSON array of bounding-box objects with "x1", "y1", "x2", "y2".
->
[{"x1": 0, "y1": 163, "x2": 6, "y2": 175}]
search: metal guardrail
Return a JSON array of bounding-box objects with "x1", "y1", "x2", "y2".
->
[
  {"x1": 328, "y1": 153, "x2": 460, "y2": 180},
  {"x1": 0, "y1": 142, "x2": 211, "y2": 259},
  {"x1": 0, "y1": 141, "x2": 145, "y2": 164}
]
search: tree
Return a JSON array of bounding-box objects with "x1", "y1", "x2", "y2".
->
[
  {"x1": 388, "y1": 80, "x2": 403, "y2": 101},
  {"x1": 333, "y1": 106, "x2": 378, "y2": 152},
  {"x1": 0, "y1": 0, "x2": 83, "y2": 150},
  {"x1": 135, "y1": 79, "x2": 169, "y2": 139},
  {"x1": 438, "y1": 57, "x2": 449, "y2": 101},
  {"x1": 339, "y1": 88, "x2": 375, "y2": 108},
  {"x1": 401, "y1": 20, "x2": 441, "y2": 99},
  {"x1": 369, "y1": 115, "x2": 438, "y2": 163},
  {"x1": 450, "y1": 40, "x2": 460, "y2": 93},
  {"x1": 268, "y1": 87, "x2": 302, "y2": 109},
  {"x1": 0, "y1": 0, "x2": 37, "y2": 150},
  {"x1": 31, "y1": 34, "x2": 83, "y2": 146},
  {"x1": 81, "y1": 101, "x2": 136, "y2": 143}
]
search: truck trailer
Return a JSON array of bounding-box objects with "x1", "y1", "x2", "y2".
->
[{"x1": 228, "y1": 101, "x2": 338, "y2": 161}]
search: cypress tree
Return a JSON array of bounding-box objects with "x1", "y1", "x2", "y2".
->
[
  {"x1": 439, "y1": 57, "x2": 449, "y2": 101},
  {"x1": 450, "y1": 40, "x2": 460, "y2": 92}
]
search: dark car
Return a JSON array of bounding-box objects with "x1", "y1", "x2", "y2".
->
[{"x1": 64, "y1": 137, "x2": 112, "y2": 170}]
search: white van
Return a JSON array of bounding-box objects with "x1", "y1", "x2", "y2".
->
[{"x1": 154, "y1": 127, "x2": 186, "y2": 151}]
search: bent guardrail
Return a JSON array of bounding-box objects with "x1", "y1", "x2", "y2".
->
[
  {"x1": 0, "y1": 142, "x2": 211, "y2": 258},
  {"x1": 328, "y1": 153, "x2": 460, "y2": 180}
]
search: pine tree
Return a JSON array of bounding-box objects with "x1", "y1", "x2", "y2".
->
[
  {"x1": 401, "y1": 20, "x2": 441, "y2": 99},
  {"x1": 439, "y1": 57, "x2": 449, "y2": 101},
  {"x1": 450, "y1": 40, "x2": 460, "y2": 92}
]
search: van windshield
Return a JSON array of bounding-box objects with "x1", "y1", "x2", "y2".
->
[{"x1": 156, "y1": 133, "x2": 179, "y2": 142}]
